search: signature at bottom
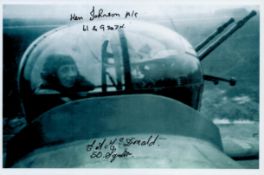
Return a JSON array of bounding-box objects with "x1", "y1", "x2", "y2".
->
[
  {"x1": 90, "y1": 148, "x2": 132, "y2": 162},
  {"x1": 86, "y1": 135, "x2": 159, "y2": 163}
]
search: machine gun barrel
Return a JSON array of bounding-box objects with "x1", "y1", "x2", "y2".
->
[
  {"x1": 203, "y1": 74, "x2": 236, "y2": 86},
  {"x1": 198, "y1": 10, "x2": 257, "y2": 61},
  {"x1": 195, "y1": 18, "x2": 235, "y2": 52}
]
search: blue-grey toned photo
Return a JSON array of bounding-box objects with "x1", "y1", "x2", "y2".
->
[{"x1": 3, "y1": 3, "x2": 259, "y2": 168}]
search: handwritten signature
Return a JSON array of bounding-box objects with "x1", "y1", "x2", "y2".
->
[
  {"x1": 82, "y1": 24, "x2": 125, "y2": 32},
  {"x1": 86, "y1": 135, "x2": 159, "y2": 162},
  {"x1": 70, "y1": 6, "x2": 139, "y2": 32},
  {"x1": 70, "y1": 6, "x2": 139, "y2": 21}
]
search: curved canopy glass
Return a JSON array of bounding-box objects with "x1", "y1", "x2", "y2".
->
[{"x1": 18, "y1": 20, "x2": 203, "y2": 121}]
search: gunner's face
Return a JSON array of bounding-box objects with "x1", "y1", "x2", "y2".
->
[{"x1": 57, "y1": 64, "x2": 78, "y2": 88}]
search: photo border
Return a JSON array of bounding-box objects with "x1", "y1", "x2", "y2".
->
[{"x1": 1, "y1": 0, "x2": 263, "y2": 174}]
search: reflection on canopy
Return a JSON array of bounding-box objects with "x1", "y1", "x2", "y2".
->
[{"x1": 18, "y1": 20, "x2": 204, "y2": 121}]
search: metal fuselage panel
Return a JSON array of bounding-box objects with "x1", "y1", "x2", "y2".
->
[{"x1": 5, "y1": 94, "x2": 229, "y2": 167}]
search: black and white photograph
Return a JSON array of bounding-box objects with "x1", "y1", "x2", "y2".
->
[{"x1": 1, "y1": 0, "x2": 263, "y2": 173}]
